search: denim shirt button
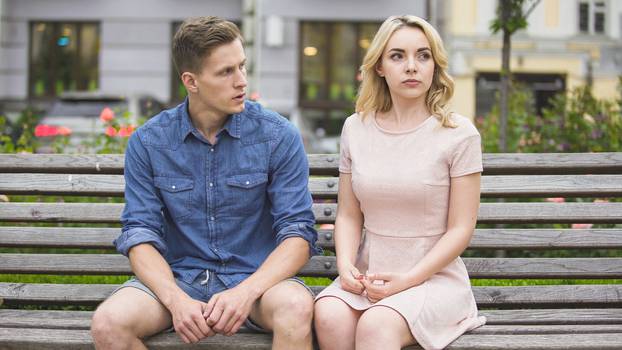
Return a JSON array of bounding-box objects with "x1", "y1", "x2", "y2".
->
[
  {"x1": 209, "y1": 182, "x2": 213, "y2": 187},
  {"x1": 210, "y1": 216, "x2": 215, "y2": 221}
]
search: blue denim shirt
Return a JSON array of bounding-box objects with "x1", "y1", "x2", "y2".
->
[{"x1": 114, "y1": 99, "x2": 320, "y2": 288}]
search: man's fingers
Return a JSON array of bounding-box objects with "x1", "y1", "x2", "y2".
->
[
  {"x1": 179, "y1": 324, "x2": 200, "y2": 344},
  {"x1": 192, "y1": 313, "x2": 212, "y2": 337},
  {"x1": 203, "y1": 297, "x2": 217, "y2": 319},
  {"x1": 183, "y1": 319, "x2": 204, "y2": 343},
  {"x1": 228, "y1": 317, "x2": 246, "y2": 336},
  {"x1": 213, "y1": 307, "x2": 235, "y2": 333},
  {"x1": 223, "y1": 310, "x2": 243, "y2": 335}
]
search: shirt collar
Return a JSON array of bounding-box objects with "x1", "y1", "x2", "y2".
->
[
  {"x1": 179, "y1": 98, "x2": 242, "y2": 141},
  {"x1": 179, "y1": 98, "x2": 194, "y2": 141}
]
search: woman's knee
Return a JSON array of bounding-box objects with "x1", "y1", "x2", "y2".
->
[{"x1": 355, "y1": 307, "x2": 412, "y2": 347}]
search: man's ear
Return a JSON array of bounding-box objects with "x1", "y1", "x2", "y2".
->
[{"x1": 181, "y1": 72, "x2": 198, "y2": 93}]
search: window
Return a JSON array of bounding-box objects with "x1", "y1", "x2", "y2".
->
[
  {"x1": 29, "y1": 22, "x2": 99, "y2": 99},
  {"x1": 299, "y1": 21, "x2": 380, "y2": 147},
  {"x1": 475, "y1": 73, "x2": 566, "y2": 117},
  {"x1": 578, "y1": 1, "x2": 606, "y2": 34}
]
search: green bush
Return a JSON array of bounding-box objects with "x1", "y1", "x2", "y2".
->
[{"x1": 476, "y1": 80, "x2": 622, "y2": 153}]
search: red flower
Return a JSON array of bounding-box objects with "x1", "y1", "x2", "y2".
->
[
  {"x1": 100, "y1": 107, "x2": 115, "y2": 123},
  {"x1": 105, "y1": 126, "x2": 117, "y2": 137}
]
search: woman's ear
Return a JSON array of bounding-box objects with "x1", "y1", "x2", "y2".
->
[
  {"x1": 181, "y1": 72, "x2": 198, "y2": 93},
  {"x1": 375, "y1": 62, "x2": 384, "y2": 78}
]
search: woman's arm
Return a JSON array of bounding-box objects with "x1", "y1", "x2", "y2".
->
[{"x1": 334, "y1": 173, "x2": 366, "y2": 294}]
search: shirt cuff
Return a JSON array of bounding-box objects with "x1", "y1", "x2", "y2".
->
[
  {"x1": 276, "y1": 223, "x2": 323, "y2": 257},
  {"x1": 113, "y1": 227, "x2": 168, "y2": 257}
]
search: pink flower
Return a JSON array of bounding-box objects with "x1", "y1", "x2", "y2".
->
[
  {"x1": 118, "y1": 125, "x2": 135, "y2": 137},
  {"x1": 249, "y1": 92, "x2": 260, "y2": 101},
  {"x1": 571, "y1": 223, "x2": 593, "y2": 229},
  {"x1": 545, "y1": 197, "x2": 565, "y2": 203},
  {"x1": 99, "y1": 107, "x2": 115, "y2": 123},
  {"x1": 56, "y1": 126, "x2": 72, "y2": 136},
  {"x1": 105, "y1": 126, "x2": 117, "y2": 137}
]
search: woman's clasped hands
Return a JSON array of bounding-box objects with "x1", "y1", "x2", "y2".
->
[{"x1": 338, "y1": 263, "x2": 415, "y2": 304}]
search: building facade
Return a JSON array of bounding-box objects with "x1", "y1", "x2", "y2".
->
[
  {"x1": 445, "y1": 0, "x2": 622, "y2": 118},
  {"x1": 1, "y1": 0, "x2": 620, "y2": 152}
]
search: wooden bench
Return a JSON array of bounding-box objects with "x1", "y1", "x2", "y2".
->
[{"x1": 1, "y1": 152, "x2": 621, "y2": 349}]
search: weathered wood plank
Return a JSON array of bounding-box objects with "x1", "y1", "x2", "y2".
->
[
  {"x1": 2, "y1": 254, "x2": 622, "y2": 279},
  {"x1": 3, "y1": 227, "x2": 622, "y2": 250},
  {"x1": 1, "y1": 283, "x2": 620, "y2": 308},
  {"x1": 3, "y1": 173, "x2": 622, "y2": 198},
  {"x1": 0, "y1": 154, "x2": 125, "y2": 174},
  {"x1": 3, "y1": 254, "x2": 622, "y2": 279},
  {"x1": 0, "y1": 327, "x2": 274, "y2": 350},
  {"x1": 3, "y1": 202, "x2": 622, "y2": 224},
  {"x1": 1, "y1": 327, "x2": 621, "y2": 350},
  {"x1": 2, "y1": 153, "x2": 621, "y2": 175},
  {"x1": 3, "y1": 308, "x2": 622, "y2": 331}
]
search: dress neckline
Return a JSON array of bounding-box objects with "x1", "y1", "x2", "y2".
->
[{"x1": 371, "y1": 111, "x2": 435, "y2": 135}]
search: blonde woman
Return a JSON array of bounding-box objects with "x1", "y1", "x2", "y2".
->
[{"x1": 314, "y1": 15, "x2": 486, "y2": 350}]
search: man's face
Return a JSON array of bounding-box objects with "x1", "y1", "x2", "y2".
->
[{"x1": 193, "y1": 38, "x2": 248, "y2": 117}]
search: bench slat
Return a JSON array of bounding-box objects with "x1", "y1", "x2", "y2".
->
[
  {"x1": 0, "y1": 327, "x2": 620, "y2": 349},
  {"x1": 1, "y1": 283, "x2": 620, "y2": 308},
  {"x1": 2, "y1": 309, "x2": 622, "y2": 331},
  {"x1": 2, "y1": 202, "x2": 622, "y2": 224},
  {"x1": 2, "y1": 153, "x2": 622, "y2": 175},
  {"x1": 3, "y1": 227, "x2": 621, "y2": 250},
  {"x1": 3, "y1": 173, "x2": 622, "y2": 198},
  {"x1": 2, "y1": 254, "x2": 622, "y2": 279}
]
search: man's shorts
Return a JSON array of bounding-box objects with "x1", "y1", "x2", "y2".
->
[{"x1": 112, "y1": 270, "x2": 314, "y2": 332}]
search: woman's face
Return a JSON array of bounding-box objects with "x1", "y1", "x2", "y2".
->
[{"x1": 376, "y1": 26, "x2": 435, "y2": 102}]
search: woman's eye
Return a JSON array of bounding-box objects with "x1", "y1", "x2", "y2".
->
[{"x1": 418, "y1": 52, "x2": 431, "y2": 61}]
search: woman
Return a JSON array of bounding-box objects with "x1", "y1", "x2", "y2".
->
[{"x1": 314, "y1": 15, "x2": 486, "y2": 350}]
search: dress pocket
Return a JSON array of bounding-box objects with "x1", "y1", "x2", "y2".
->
[
  {"x1": 225, "y1": 172, "x2": 268, "y2": 215},
  {"x1": 154, "y1": 176, "x2": 194, "y2": 220},
  {"x1": 423, "y1": 182, "x2": 450, "y2": 235}
]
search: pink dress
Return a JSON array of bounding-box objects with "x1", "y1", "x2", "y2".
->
[{"x1": 316, "y1": 112, "x2": 486, "y2": 350}]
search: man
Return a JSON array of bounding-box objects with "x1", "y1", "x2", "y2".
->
[{"x1": 90, "y1": 16, "x2": 320, "y2": 350}]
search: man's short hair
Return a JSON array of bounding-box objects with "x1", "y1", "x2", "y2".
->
[{"x1": 172, "y1": 16, "x2": 242, "y2": 76}]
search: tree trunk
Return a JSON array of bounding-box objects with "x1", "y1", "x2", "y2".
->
[{"x1": 499, "y1": 4, "x2": 512, "y2": 153}]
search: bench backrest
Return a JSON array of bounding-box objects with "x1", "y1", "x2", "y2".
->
[{"x1": 0, "y1": 153, "x2": 621, "y2": 310}]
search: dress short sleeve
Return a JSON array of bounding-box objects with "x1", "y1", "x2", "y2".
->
[
  {"x1": 338, "y1": 118, "x2": 352, "y2": 174},
  {"x1": 450, "y1": 134, "x2": 483, "y2": 177}
]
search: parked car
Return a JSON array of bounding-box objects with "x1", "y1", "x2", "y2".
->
[{"x1": 34, "y1": 91, "x2": 164, "y2": 153}]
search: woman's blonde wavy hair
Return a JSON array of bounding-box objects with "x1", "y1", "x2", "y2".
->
[{"x1": 355, "y1": 15, "x2": 456, "y2": 127}]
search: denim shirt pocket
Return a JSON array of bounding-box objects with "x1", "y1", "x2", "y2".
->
[
  {"x1": 154, "y1": 175, "x2": 194, "y2": 220},
  {"x1": 225, "y1": 173, "x2": 268, "y2": 215}
]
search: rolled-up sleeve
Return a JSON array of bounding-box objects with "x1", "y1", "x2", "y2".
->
[
  {"x1": 114, "y1": 131, "x2": 168, "y2": 256},
  {"x1": 267, "y1": 121, "x2": 322, "y2": 256}
]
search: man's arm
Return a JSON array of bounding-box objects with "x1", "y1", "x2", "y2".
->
[
  {"x1": 203, "y1": 120, "x2": 319, "y2": 335},
  {"x1": 115, "y1": 132, "x2": 213, "y2": 343},
  {"x1": 129, "y1": 243, "x2": 214, "y2": 343}
]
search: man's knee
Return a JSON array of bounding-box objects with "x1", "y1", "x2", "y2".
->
[
  {"x1": 273, "y1": 289, "x2": 314, "y2": 327},
  {"x1": 91, "y1": 306, "x2": 132, "y2": 346},
  {"x1": 264, "y1": 283, "x2": 313, "y2": 333}
]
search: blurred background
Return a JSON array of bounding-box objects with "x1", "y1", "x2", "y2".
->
[{"x1": 0, "y1": 0, "x2": 621, "y2": 154}]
